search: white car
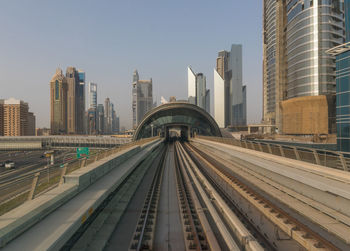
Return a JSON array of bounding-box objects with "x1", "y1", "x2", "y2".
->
[{"x1": 4, "y1": 160, "x2": 15, "y2": 169}]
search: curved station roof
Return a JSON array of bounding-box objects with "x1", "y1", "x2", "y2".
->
[{"x1": 133, "y1": 102, "x2": 222, "y2": 140}]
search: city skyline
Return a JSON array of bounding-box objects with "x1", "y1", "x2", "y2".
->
[{"x1": 0, "y1": 1, "x2": 262, "y2": 129}]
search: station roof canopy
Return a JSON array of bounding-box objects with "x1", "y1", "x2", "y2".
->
[{"x1": 133, "y1": 102, "x2": 222, "y2": 140}]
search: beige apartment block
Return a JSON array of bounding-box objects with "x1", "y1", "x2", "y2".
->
[
  {"x1": 3, "y1": 98, "x2": 29, "y2": 136},
  {"x1": 0, "y1": 100, "x2": 3, "y2": 136}
]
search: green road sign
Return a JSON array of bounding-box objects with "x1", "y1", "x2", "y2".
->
[{"x1": 77, "y1": 147, "x2": 89, "y2": 159}]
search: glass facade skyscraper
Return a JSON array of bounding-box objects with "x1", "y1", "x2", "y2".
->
[
  {"x1": 286, "y1": 0, "x2": 344, "y2": 98},
  {"x1": 87, "y1": 82, "x2": 97, "y2": 109},
  {"x1": 264, "y1": 0, "x2": 345, "y2": 134}
]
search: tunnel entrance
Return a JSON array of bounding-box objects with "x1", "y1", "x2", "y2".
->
[
  {"x1": 166, "y1": 124, "x2": 190, "y2": 142},
  {"x1": 133, "y1": 102, "x2": 222, "y2": 141}
]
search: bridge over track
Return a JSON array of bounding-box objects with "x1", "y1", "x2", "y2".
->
[{"x1": 0, "y1": 136, "x2": 132, "y2": 150}]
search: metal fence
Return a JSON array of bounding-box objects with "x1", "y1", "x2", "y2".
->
[
  {"x1": 0, "y1": 137, "x2": 159, "y2": 216},
  {"x1": 196, "y1": 136, "x2": 350, "y2": 172}
]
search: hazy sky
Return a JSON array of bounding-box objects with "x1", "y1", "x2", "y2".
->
[{"x1": 0, "y1": 1, "x2": 263, "y2": 129}]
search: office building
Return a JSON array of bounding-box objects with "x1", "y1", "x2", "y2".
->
[
  {"x1": 263, "y1": 0, "x2": 345, "y2": 134},
  {"x1": 132, "y1": 70, "x2": 153, "y2": 128},
  {"x1": 214, "y1": 45, "x2": 247, "y2": 127},
  {"x1": 27, "y1": 112, "x2": 36, "y2": 136},
  {"x1": 87, "y1": 82, "x2": 97, "y2": 109},
  {"x1": 96, "y1": 104, "x2": 104, "y2": 134},
  {"x1": 327, "y1": 1, "x2": 350, "y2": 151},
  {"x1": 50, "y1": 68, "x2": 68, "y2": 135},
  {"x1": 66, "y1": 67, "x2": 85, "y2": 134},
  {"x1": 2, "y1": 98, "x2": 34, "y2": 136},
  {"x1": 187, "y1": 67, "x2": 210, "y2": 113}
]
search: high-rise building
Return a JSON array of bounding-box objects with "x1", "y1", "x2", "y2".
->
[
  {"x1": 187, "y1": 67, "x2": 210, "y2": 113},
  {"x1": 132, "y1": 70, "x2": 153, "y2": 128},
  {"x1": 50, "y1": 68, "x2": 68, "y2": 135},
  {"x1": 188, "y1": 67, "x2": 196, "y2": 105},
  {"x1": 66, "y1": 67, "x2": 85, "y2": 134},
  {"x1": 264, "y1": 0, "x2": 344, "y2": 134},
  {"x1": 87, "y1": 82, "x2": 97, "y2": 109},
  {"x1": 2, "y1": 98, "x2": 34, "y2": 136},
  {"x1": 96, "y1": 104, "x2": 104, "y2": 134},
  {"x1": 262, "y1": 0, "x2": 286, "y2": 130},
  {"x1": 104, "y1": 97, "x2": 112, "y2": 134},
  {"x1": 327, "y1": 1, "x2": 350, "y2": 151},
  {"x1": 214, "y1": 45, "x2": 247, "y2": 127},
  {"x1": 78, "y1": 69, "x2": 86, "y2": 134}
]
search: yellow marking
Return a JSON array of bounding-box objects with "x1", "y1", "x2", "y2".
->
[{"x1": 81, "y1": 214, "x2": 87, "y2": 224}]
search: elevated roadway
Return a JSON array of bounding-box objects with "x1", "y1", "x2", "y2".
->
[{"x1": 0, "y1": 136, "x2": 132, "y2": 150}]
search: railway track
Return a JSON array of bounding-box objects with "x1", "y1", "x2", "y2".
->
[{"x1": 55, "y1": 140, "x2": 346, "y2": 250}]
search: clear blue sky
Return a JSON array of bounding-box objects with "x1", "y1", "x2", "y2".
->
[{"x1": 0, "y1": 0, "x2": 263, "y2": 129}]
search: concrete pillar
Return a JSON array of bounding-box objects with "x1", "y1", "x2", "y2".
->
[
  {"x1": 248, "y1": 126, "x2": 251, "y2": 134},
  {"x1": 339, "y1": 154, "x2": 349, "y2": 171},
  {"x1": 313, "y1": 150, "x2": 321, "y2": 165},
  {"x1": 293, "y1": 147, "x2": 301, "y2": 161},
  {"x1": 59, "y1": 164, "x2": 68, "y2": 185},
  {"x1": 28, "y1": 173, "x2": 40, "y2": 200},
  {"x1": 279, "y1": 145, "x2": 285, "y2": 157}
]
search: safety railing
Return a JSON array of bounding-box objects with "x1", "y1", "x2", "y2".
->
[
  {"x1": 196, "y1": 136, "x2": 350, "y2": 172},
  {"x1": 0, "y1": 137, "x2": 159, "y2": 216}
]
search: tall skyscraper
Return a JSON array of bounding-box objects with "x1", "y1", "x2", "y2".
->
[
  {"x1": 214, "y1": 45, "x2": 247, "y2": 127},
  {"x1": 78, "y1": 70, "x2": 86, "y2": 134},
  {"x1": 50, "y1": 68, "x2": 68, "y2": 135},
  {"x1": 87, "y1": 82, "x2": 97, "y2": 109},
  {"x1": 263, "y1": 0, "x2": 344, "y2": 134},
  {"x1": 187, "y1": 67, "x2": 210, "y2": 113},
  {"x1": 66, "y1": 67, "x2": 85, "y2": 134},
  {"x1": 104, "y1": 97, "x2": 112, "y2": 134},
  {"x1": 132, "y1": 70, "x2": 153, "y2": 128}
]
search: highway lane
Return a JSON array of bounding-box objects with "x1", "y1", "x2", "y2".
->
[
  {"x1": 0, "y1": 150, "x2": 74, "y2": 182},
  {"x1": 0, "y1": 149, "x2": 75, "y2": 204}
]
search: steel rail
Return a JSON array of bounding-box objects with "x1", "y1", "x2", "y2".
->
[
  {"x1": 176, "y1": 142, "x2": 241, "y2": 250},
  {"x1": 129, "y1": 145, "x2": 167, "y2": 251},
  {"x1": 174, "y1": 142, "x2": 209, "y2": 250}
]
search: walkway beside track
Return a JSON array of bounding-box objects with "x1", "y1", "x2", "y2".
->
[{"x1": 192, "y1": 138, "x2": 350, "y2": 249}]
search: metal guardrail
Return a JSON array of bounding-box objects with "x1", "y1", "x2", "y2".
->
[
  {"x1": 0, "y1": 137, "x2": 159, "y2": 216},
  {"x1": 196, "y1": 136, "x2": 350, "y2": 172}
]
